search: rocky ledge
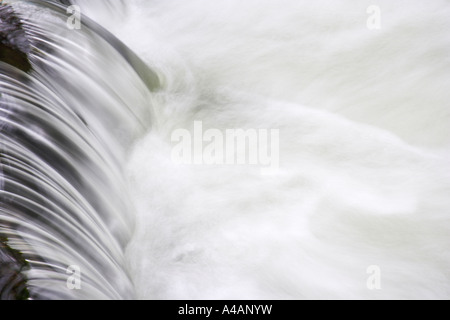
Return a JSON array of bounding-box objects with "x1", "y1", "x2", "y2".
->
[{"x1": 0, "y1": 4, "x2": 32, "y2": 73}]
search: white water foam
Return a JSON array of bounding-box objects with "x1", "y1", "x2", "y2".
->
[{"x1": 85, "y1": 0, "x2": 450, "y2": 299}]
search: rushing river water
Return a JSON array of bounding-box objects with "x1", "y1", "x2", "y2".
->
[{"x1": 1, "y1": 0, "x2": 450, "y2": 299}]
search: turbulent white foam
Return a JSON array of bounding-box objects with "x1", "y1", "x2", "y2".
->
[{"x1": 92, "y1": 0, "x2": 450, "y2": 299}]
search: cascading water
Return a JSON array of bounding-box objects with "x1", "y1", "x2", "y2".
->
[
  {"x1": 1, "y1": 0, "x2": 450, "y2": 300},
  {"x1": 0, "y1": 0, "x2": 158, "y2": 299}
]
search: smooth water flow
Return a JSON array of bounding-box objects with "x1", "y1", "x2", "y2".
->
[
  {"x1": 1, "y1": 0, "x2": 450, "y2": 300},
  {"x1": 1, "y1": 0, "x2": 157, "y2": 299}
]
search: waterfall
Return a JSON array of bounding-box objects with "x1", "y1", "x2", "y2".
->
[
  {"x1": 1, "y1": 0, "x2": 450, "y2": 300},
  {"x1": 0, "y1": 0, "x2": 158, "y2": 299}
]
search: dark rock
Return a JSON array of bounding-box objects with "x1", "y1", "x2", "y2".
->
[
  {"x1": 0, "y1": 5, "x2": 32, "y2": 73},
  {"x1": 0, "y1": 237, "x2": 30, "y2": 300}
]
